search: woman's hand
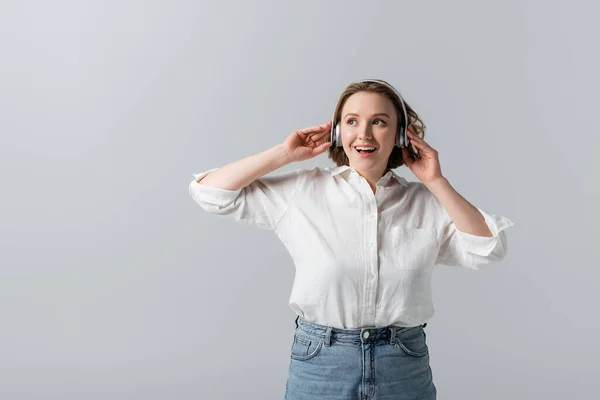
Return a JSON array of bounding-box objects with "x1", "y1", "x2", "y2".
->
[
  {"x1": 282, "y1": 121, "x2": 333, "y2": 162},
  {"x1": 401, "y1": 125, "x2": 444, "y2": 184}
]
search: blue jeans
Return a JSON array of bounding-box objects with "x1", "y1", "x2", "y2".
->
[{"x1": 284, "y1": 316, "x2": 437, "y2": 400}]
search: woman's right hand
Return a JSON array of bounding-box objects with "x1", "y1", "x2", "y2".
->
[{"x1": 282, "y1": 121, "x2": 333, "y2": 162}]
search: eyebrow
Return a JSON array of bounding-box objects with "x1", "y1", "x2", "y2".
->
[{"x1": 343, "y1": 112, "x2": 391, "y2": 119}]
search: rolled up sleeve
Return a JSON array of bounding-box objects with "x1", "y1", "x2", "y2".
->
[
  {"x1": 188, "y1": 167, "x2": 303, "y2": 231},
  {"x1": 435, "y1": 208, "x2": 514, "y2": 269}
]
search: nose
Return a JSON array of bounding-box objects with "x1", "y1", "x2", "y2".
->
[{"x1": 358, "y1": 126, "x2": 373, "y2": 140}]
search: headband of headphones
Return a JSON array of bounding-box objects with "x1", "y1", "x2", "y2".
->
[{"x1": 330, "y1": 79, "x2": 417, "y2": 154}]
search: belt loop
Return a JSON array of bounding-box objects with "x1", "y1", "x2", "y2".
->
[
  {"x1": 389, "y1": 326, "x2": 397, "y2": 345},
  {"x1": 324, "y1": 326, "x2": 332, "y2": 347},
  {"x1": 421, "y1": 322, "x2": 427, "y2": 328}
]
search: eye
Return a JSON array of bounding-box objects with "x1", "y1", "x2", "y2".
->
[{"x1": 346, "y1": 118, "x2": 386, "y2": 126}]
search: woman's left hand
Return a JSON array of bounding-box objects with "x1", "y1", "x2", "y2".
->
[{"x1": 401, "y1": 126, "x2": 444, "y2": 184}]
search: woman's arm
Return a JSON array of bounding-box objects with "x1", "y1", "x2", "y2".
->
[
  {"x1": 189, "y1": 121, "x2": 332, "y2": 231},
  {"x1": 402, "y1": 127, "x2": 494, "y2": 237},
  {"x1": 402, "y1": 127, "x2": 513, "y2": 268},
  {"x1": 425, "y1": 177, "x2": 493, "y2": 237},
  {"x1": 197, "y1": 121, "x2": 332, "y2": 190},
  {"x1": 197, "y1": 143, "x2": 294, "y2": 190}
]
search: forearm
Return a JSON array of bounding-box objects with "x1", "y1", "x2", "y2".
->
[
  {"x1": 425, "y1": 177, "x2": 493, "y2": 237},
  {"x1": 196, "y1": 144, "x2": 295, "y2": 190}
]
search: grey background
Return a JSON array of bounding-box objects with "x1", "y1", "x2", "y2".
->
[{"x1": 1, "y1": 0, "x2": 597, "y2": 399}]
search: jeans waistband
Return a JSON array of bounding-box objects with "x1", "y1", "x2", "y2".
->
[{"x1": 294, "y1": 315, "x2": 427, "y2": 346}]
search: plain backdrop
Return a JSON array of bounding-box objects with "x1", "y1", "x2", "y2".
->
[{"x1": 1, "y1": 0, "x2": 598, "y2": 399}]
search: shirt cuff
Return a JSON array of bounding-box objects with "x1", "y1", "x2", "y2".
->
[
  {"x1": 189, "y1": 168, "x2": 242, "y2": 208},
  {"x1": 454, "y1": 208, "x2": 514, "y2": 257}
]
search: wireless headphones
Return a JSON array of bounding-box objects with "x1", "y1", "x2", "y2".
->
[{"x1": 330, "y1": 79, "x2": 420, "y2": 156}]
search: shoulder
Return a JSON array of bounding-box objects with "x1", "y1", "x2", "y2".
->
[{"x1": 406, "y1": 180, "x2": 430, "y2": 194}]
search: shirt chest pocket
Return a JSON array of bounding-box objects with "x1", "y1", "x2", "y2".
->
[{"x1": 391, "y1": 227, "x2": 439, "y2": 270}]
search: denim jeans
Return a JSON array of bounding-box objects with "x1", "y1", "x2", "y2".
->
[{"x1": 284, "y1": 316, "x2": 437, "y2": 400}]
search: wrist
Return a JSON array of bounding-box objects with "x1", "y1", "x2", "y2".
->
[
  {"x1": 423, "y1": 176, "x2": 449, "y2": 191},
  {"x1": 274, "y1": 143, "x2": 296, "y2": 164}
]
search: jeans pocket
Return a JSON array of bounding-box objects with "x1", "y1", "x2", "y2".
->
[
  {"x1": 394, "y1": 327, "x2": 429, "y2": 357},
  {"x1": 290, "y1": 330, "x2": 325, "y2": 361}
]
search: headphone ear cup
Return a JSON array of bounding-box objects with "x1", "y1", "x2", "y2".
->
[
  {"x1": 335, "y1": 123, "x2": 341, "y2": 146},
  {"x1": 397, "y1": 126, "x2": 404, "y2": 148}
]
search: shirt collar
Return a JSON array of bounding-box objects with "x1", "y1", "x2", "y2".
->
[{"x1": 326, "y1": 165, "x2": 408, "y2": 187}]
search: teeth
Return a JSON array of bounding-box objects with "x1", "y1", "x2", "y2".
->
[{"x1": 356, "y1": 147, "x2": 375, "y2": 151}]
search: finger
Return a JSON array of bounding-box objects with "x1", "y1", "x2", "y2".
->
[
  {"x1": 407, "y1": 125, "x2": 424, "y2": 138},
  {"x1": 310, "y1": 130, "x2": 331, "y2": 143},
  {"x1": 313, "y1": 141, "x2": 332, "y2": 155},
  {"x1": 406, "y1": 129, "x2": 423, "y2": 141},
  {"x1": 306, "y1": 130, "x2": 332, "y2": 147},
  {"x1": 297, "y1": 121, "x2": 332, "y2": 136},
  {"x1": 406, "y1": 129, "x2": 428, "y2": 146},
  {"x1": 407, "y1": 139, "x2": 432, "y2": 155},
  {"x1": 404, "y1": 139, "x2": 427, "y2": 159},
  {"x1": 407, "y1": 133, "x2": 434, "y2": 152}
]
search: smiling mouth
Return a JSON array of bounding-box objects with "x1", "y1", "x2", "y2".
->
[{"x1": 355, "y1": 147, "x2": 377, "y2": 154}]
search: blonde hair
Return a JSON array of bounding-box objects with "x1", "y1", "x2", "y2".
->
[{"x1": 327, "y1": 80, "x2": 426, "y2": 173}]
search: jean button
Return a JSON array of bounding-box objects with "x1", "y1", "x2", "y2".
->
[{"x1": 363, "y1": 331, "x2": 370, "y2": 339}]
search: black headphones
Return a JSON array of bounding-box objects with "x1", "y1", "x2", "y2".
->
[{"x1": 330, "y1": 79, "x2": 421, "y2": 156}]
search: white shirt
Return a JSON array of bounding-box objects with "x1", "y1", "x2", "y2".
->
[{"x1": 188, "y1": 165, "x2": 514, "y2": 329}]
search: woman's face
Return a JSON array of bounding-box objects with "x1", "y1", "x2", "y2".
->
[{"x1": 340, "y1": 91, "x2": 398, "y2": 173}]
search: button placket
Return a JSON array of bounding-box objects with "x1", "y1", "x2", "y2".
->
[
  {"x1": 371, "y1": 205, "x2": 378, "y2": 279},
  {"x1": 359, "y1": 180, "x2": 380, "y2": 327},
  {"x1": 367, "y1": 199, "x2": 379, "y2": 323}
]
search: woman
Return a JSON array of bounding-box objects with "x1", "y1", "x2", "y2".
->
[{"x1": 189, "y1": 79, "x2": 514, "y2": 399}]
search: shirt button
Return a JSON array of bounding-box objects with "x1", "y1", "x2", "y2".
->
[
  {"x1": 363, "y1": 331, "x2": 370, "y2": 339},
  {"x1": 369, "y1": 273, "x2": 375, "y2": 279}
]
